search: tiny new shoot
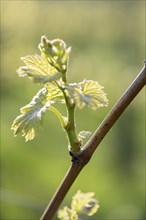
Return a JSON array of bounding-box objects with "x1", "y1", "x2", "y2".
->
[
  {"x1": 58, "y1": 190, "x2": 99, "y2": 220},
  {"x1": 11, "y1": 36, "x2": 108, "y2": 156}
]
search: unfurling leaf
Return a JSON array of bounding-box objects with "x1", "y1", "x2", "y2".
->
[
  {"x1": 78, "y1": 131, "x2": 91, "y2": 140},
  {"x1": 17, "y1": 54, "x2": 62, "y2": 84},
  {"x1": 58, "y1": 190, "x2": 99, "y2": 220},
  {"x1": 58, "y1": 207, "x2": 79, "y2": 220},
  {"x1": 11, "y1": 84, "x2": 65, "y2": 141},
  {"x1": 71, "y1": 190, "x2": 99, "y2": 217},
  {"x1": 65, "y1": 80, "x2": 109, "y2": 110},
  {"x1": 39, "y1": 36, "x2": 71, "y2": 73}
]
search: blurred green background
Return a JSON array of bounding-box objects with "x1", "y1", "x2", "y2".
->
[{"x1": 1, "y1": 1, "x2": 145, "y2": 219}]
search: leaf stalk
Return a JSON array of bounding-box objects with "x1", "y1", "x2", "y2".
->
[{"x1": 49, "y1": 106, "x2": 66, "y2": 128}]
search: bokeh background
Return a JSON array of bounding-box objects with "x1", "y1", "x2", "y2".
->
[{"x1": 1, "y1": 1, "x2": 145, "y2": 219}]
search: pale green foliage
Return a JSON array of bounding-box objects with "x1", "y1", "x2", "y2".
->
[
  {"x1": 58, "y1": 190, "x2": 99, "y2": 220},
  {"x1": 71, "y1": 190, "x2": 99, "y2": 216},
  {"x1": 65, "y1": 80, "x2": 108, "y2": 110},
  {"x1": 12, "y1": 35, "x2": 108, "y2": 143},
  {"x1": 17, "y1": 54, "x2": 62, "y2": 84},
  {"x1": 11, "y1": 88, "x2": 48, "y2": 141},
  {"x1": 58, "y1": 207, "x2": 79, "y2": 220},
  {"x1": 11, "y1": 84, "x2": 64, "y2": 141}
]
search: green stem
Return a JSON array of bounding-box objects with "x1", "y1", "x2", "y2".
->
[
  {"x1": 55, "y1": 79, "x2": 81, "y2": 154},
  {"x1": 66, "y1": 105, "x2": 81, "y2": 154},
  {"x1": 62, "y1": 90, "x2": 81, "y2": 154},
  {"x1": 62, "y1": 73, "x2": 67, "y2": 83},
  {"x1": 49, "y1": 106, "x2": 66, "y2": 128}
]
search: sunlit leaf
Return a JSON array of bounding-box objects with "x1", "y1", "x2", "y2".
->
[
  {"x1": 11, "y1": 84, "x2": 64, "y2": 141},
  {"x1": 17, "y1": 54, "x2": 62, "y2": 83},
  {"x1": 71, "y1": 190, "x2": 99, "y2": 217},
  {"x1": 46, "y1": 83, "x2": 65, "y2": 104},
  {"x1": 65, "y1": 80, "x2": 109, "y2": 110}
]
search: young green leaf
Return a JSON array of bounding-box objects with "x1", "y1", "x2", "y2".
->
[
  {"x1": 11, "y1": 88, "x2": 49, "y2": 141},
  {"x1": 65, "y1": 80, "x2": 109, "y2": 110},
  {"x1": 17, "y1": 54, "x2": 62, "y2": 84},
  {"x1": 71, "y1": 190, "x2": 99, "y2": 217},
  {"x1": 46, "y1": 83, "x2": 65, "y2": 104},
  {"x1": 58, "y1": 190, "x2": 99, "y2": 220},
  {"x1": 78, "y1": 131, "x2": 91, "y2": 140},
  {"x1": 58, "y1": 207, "x2": 79, "y2": 220},
  {"x1": 11, "y1": 84, "x2": 65, "y2": 141}
]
